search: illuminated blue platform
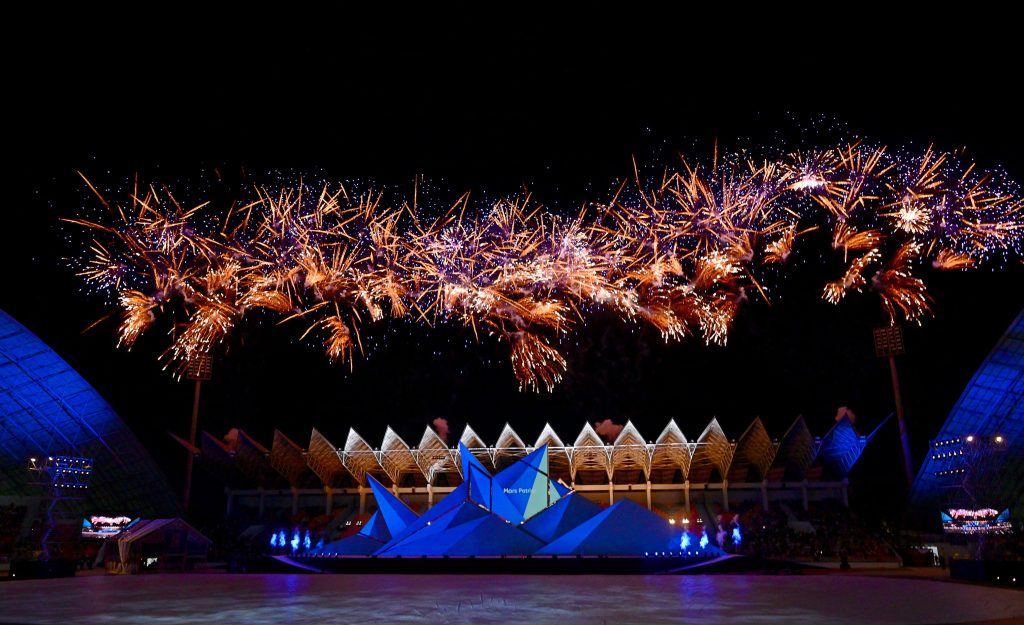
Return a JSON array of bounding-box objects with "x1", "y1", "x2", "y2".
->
[{"x1": 301, "y1": 442, "x2": 724, "y2": 566}]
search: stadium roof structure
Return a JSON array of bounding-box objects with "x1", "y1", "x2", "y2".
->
[
  {"x1": 309, "y1": 442, "x2": 723, "y2": 558},
  {"x1": 200, "y1": 415, "x2": 881, "y2": 490},
  {"x1": 910, "y1": 309, "x2": 1024, "y2": 524},
  {"x1": 0, "y1": 310, "x2": 179, "y2": 517}
]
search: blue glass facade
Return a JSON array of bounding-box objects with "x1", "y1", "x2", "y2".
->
[
  {"x1": 0, "y1": 310, "x2": 179, "y2": 517},
  {"x1": 910, "y1": 310, "x2": 1024, "y2": 526}
]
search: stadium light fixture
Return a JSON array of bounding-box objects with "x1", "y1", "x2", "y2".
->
[
  {"x1": 183, "y1": 351, "x2": 213, "y2": 513},
  {"x1": 873, "y1": 325, "x2": 914, "y2": 485}
]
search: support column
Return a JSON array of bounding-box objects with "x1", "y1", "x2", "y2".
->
[
  {"x1": 225, "y1": 490, "x2": 234, "y2": 517},
  {"x1": 645, "y1": 480, "x2": 652, "y2": 511},
  {"x1": 358, "y1": 485, "x2": 367, "y2": 516},
  {"x1": 841, "y1": 478, "x2": 849, "y2": 507},
  {"x1": 888, "y1": 354, "x2": 915, "y2": 486},
  {"x1": 324, "y1": 487, "x2": 334, "y2": 515},
  {"x1": 801, "y1": 480, "x2": 809, "y2": 511},
  {"x1": 683, "y1": 480, "x2": 691, "y2": 512},
  {"x1": 761, "y1": 480, "x2": 769, "y2": 511},
  {"x1": 721, "y1": 479, "x2": 729, "y2": 511},
  {"x1": 607, "y1": 482, "x2": 614, "y2": 506},
  {"x1": 427, "y1": 483, "x2": 434, "y2": 509},
  {"x1": 291, "y1": 487, "x2": 299, "y2": 516}
]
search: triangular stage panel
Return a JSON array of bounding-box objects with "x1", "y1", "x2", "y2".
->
[
  {"x1": 460, "y1": 440, "x2": 490, "y2": 478},
  {"x1": 552, "y1": 479, "x2": 572, "y2": 498},
  {"x1": 314, "y1": 475, "x2": 419, "y2": 555},
  {"x1": 490, "y1": 444, "x2": 564, "y2": 524},
  {"x1": 360, "y1": 510, "x2": 392, "y2": 543},
  {"x1": 520, "y1": 492, "x2": 603, "y2": 543},
  {"x1": 461, "y1": 441, "x2": 496, "y2": 510},
  {"x1": 380, "y1": 513, "x2": 544, "y2": 556},
  {"x1": 366, "y1": 474, "x2": 419, "y2": 534},
  {"x1": 379, "y1": 481, "x2": 472, "y2": 548},
  {"x1": 536, "y1": 499, "x2": 711, "y2": 556},
  {"x1": 317, "y1": 532, "x2": 386, "y2": 555}
]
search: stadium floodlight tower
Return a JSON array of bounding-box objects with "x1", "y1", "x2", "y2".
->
[
  {"x1": 873, "y1": 325, "x2": 914, "y2": 485},
  {"x1": 27, "y1": 455, "x2": 94, "y2": 561},
  {"x1": 183, "y1": 351, "x2": 213, "y2": 513}
]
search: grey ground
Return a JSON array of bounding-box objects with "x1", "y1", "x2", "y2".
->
[{"x1": 1, "y1": 573, "x2": 1022, "y2": 624}]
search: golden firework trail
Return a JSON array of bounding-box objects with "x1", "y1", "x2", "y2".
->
[{"x1": 67, "y1": 143, "x2": 1024, "y2": 390}]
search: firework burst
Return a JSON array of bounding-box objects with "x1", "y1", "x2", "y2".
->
[{"x1": 67, "y1": 142, "x2": 1024, "y2": 390}]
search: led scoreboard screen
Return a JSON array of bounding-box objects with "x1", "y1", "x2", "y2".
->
[
  {"x1": 82, "y1": 515, "x2": 138, "y2": 538},
  {"x1": 941, "y1": 508, "x2": 1012, "y2": 535}
]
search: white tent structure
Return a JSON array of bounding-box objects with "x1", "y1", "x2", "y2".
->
[{"x1": 108, "y1": 518, "x2": 210, "y2": 574}]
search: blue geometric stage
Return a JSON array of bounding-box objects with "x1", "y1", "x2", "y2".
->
[{"x1": 309, "y1": 442, "x2": 723, "y2": 559}]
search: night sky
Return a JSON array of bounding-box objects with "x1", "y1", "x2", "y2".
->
[{"x1": 6, "y1": 16, "x2": 1023, "y2": 511}]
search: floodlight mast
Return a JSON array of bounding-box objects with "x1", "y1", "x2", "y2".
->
[
  {"x1": 873, "y1": 326, "x2": 914, "y2": 485},
  {"x1": 183, "y1": 352, "x2": 212, "y2": 513}
]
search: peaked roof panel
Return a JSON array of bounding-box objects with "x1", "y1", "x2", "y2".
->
[
  {"x1": 307, "y1": 429, "x2": 346, "y2": 486},
  {"x1": 770, "y1": 416, "x2": 816, "y2": 479},
  {"x1": 650, "y1": 419, "x2": 692, "y2": 477},
  {"x1": 341, "y1": 428, "x2": 378, "y2": 485},
  {"x1": 570, "y1": 422, "x2": 609, "y2": 479},
  {"x1": 232, "y1": 429, "x2": 278, "y2": 487},
  {"x1": 458, "y1": 424, "x2": 494, "y2": 470},
  {"x1": 610, "y1": 421, "x2": 650, "y2": 477},
  {"x1": 690, "y1": 418, "x2": 733, "y2": 479},
  {"x1": 270, "y1": 430, "x2": 309, "y2": 486},
  {"x1": 730, "y1": 418, "x2": 776, "y2": 480},
  {"x1": 814, "y1": 415, "x2": 868, "y2": 478},
  {"x1": 493, "y1": 423, "x2": 527, "y2": 469},
  {"x1": 378, "y1": 427, "x2": 419, "y2": 484},
  {"x1": 416, "y1": 426, "x2": 459, "y2": 483}
]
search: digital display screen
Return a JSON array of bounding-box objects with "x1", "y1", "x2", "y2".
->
[
  {"x1": 941, "y1": 508, "x2": 1012, "y2": 534},
  {"x1": 82, "y1": 515, "x2": 138, "y2": 538}
]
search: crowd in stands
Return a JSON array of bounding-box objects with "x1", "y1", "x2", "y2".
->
[{"x1": 736, "y1": 500, "x2": 899, "y2": 562}]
